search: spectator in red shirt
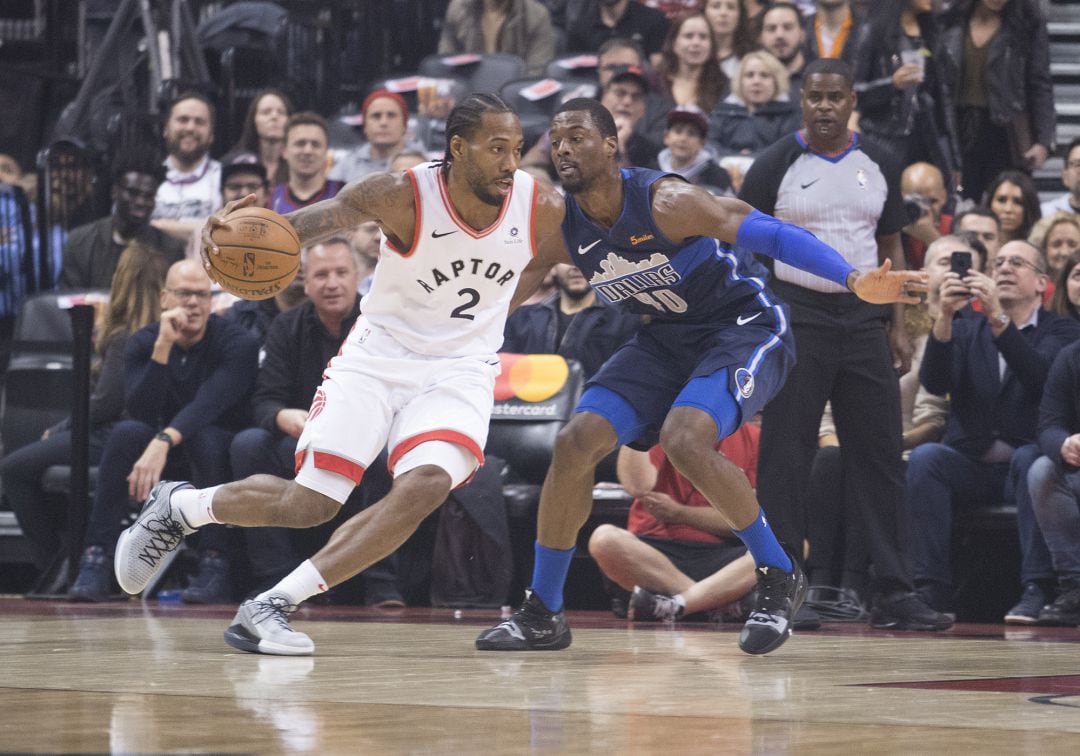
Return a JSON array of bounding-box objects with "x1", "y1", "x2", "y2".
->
[{"x1": 588, "y1": 423, "x2": 760, "y2": 621}]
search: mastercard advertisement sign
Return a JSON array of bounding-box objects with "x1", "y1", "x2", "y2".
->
[{"x1": 492, "y1": 353, "x2": 579, "y2": 421}]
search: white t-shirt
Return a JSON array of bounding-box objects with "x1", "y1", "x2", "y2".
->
[{"x1": 153, "y1": 156, "x2": 223, "y2": 221}]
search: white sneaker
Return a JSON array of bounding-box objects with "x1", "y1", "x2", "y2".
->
[
  {"x1": 114, "y1": 481, "x2": 195, "y2": 595},
  {"x1": 224, "y1": 596, "x2": 315, "y2": 656}
]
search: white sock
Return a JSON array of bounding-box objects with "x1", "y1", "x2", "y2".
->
[
  {"x1": 172, "y1": 486, "x2": 222, "y2": 528},
  {"x1": 673, "y1": 594, "x2": 687, "y2": 615},
  {"x1": 257, "y1": 559, "x2": 329, "y2": 607}
]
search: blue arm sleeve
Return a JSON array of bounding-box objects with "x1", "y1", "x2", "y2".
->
[{"x1": 735, "y1": 209, "x2": 855, "y2": 289}]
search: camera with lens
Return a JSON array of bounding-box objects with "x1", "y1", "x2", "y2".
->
[{"x1": 903, "y1": 193, "x2": 931, "y2": 225}]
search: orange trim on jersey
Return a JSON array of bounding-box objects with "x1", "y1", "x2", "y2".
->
[
  {"x1": 436, "y1": 169, "x2": 513, "y2": 239},
  {"x1": 294, "y1": 447, "x2": 367, "y2": 484},
  {"x1": 384, "y1": 167, "x2": 423, "y2": 258},
  {"x1": 528, "y1": 179, "x2": 540, "y2": 259},
  {"x1": 387, "y1": 430, "x2": 485, "y2": 474}
]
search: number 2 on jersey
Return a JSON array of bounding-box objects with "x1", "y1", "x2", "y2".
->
[{"x1": 451, "y1": 288, "x2": 480, "y2": 320}]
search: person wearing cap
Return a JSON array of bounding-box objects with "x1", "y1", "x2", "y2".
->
[
  {"x1": 600, "y1": 64, "x2": 663, "y2": 169},
  {"x1": 329, "y1": 91, "x2": 424, "y2": 184},
  {"x1": 438, "y1": 0, "x2": 556, "y2": 77},
  {"x1": 659, "y1": 107, "x2": 732, "y2": 195},
  {"x1": 221, "y1": 162, "x2": 270, "y2": 208}
]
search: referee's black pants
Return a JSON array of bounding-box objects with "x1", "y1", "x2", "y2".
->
[{"x1": 757, "y1": 282, "x2": 912, "y2": 595}]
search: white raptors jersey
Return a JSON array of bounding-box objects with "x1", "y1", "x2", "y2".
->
[{"x1": 360, "y1": 162, "x2": 538, "y2": 357}]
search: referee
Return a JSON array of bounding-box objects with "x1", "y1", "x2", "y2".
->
[{"x1": 739, "y1": 58, "x2": 952, "y2": 631}]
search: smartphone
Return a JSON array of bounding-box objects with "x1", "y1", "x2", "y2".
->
[{"x1": 950, "y1": 251, "x2": 973, "y2": 278}]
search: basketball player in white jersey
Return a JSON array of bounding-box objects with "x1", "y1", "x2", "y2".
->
[{"x1": 114, "y1": 93, "x2": 574, "y2": 655}]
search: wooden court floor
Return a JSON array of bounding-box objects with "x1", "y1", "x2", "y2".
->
[{"x1": 2, "y1": 598, "x2": 1080, "y2": 754}]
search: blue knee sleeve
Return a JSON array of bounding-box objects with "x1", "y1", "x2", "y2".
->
[
  {"x1": 673, "y1": 369, "x2": 741, "y2": 441},
  {"x1": 575, "y1": 385, "x2": 646, "y2": 447}
]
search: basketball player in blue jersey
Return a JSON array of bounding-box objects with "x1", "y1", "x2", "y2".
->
[{"x1": 476, "y1": 97, "x2": 928, "y2": 655}]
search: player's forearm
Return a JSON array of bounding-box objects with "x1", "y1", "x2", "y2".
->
[
  {"x1": 736, "y1": 210, "x2": 854, "y2": 287},
  {"x1": 286, "y1": 196, "x2": 369, "y2": 247}
]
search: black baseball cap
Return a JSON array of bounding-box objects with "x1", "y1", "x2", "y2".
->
[
  {"x1": 221, "y1": 160, "x2": 268, "y2": 189},
  {"x1": 607, "y1": 64, "x2": 650, "y2": 94}
]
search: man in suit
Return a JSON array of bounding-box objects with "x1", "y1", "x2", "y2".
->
[{"x1": 908, "y1": 240, "x2": 1080, "y2": 620}]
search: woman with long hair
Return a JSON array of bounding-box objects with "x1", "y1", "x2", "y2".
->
[
  {"x1": 222, "y1": 88, "x2": 294, "y2": 187},
  {"x1": 851, "y1": 0, "x2": 959, "y2": 185},
  {"x1": 657, "y1": 12, "x2": 728, "y2": 114},
  {"x1": 1030, "y1": 212, "x2": 1080, "y2": 282},
  {"x1": 939, "y1": 0, "x2": 1054, "y2": 202},
  {"x1": 984, "y1": 169, "x2": 1041, "y2": 244},
  {"x1": 703, "y1": 0, "x2": 755, "y2": 80},
  {"x1": 0, "y1": 243, "x2": 168, "y2": 576},
  {"x1": 1049, "y1": 253, "x2": 1080, "y2": 321}
]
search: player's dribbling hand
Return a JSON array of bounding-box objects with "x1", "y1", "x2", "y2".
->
[
  {"x1": 201, "y1": 193, "x2": 258, "y2": 281},
  {"x1": 849, "y1": 258, "x2": 928, "y2": 304}
]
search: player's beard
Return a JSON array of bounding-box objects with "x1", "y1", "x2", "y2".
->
[{"x1": 464, "y1": 161, "x2": 508, "y2": 207}]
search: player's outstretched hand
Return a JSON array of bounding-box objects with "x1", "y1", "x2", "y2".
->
[
  {"x1": 849, "y1": 259, "x2": 928, "y2": 305},
  {"x1": 200, "y1": 193, "x2": 258, "y2": 282}
]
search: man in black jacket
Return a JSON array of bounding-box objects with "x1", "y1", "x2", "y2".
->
[
  {"x1": 228, "y1": 238, "x2": 401, "y2": 605},
  {"x1": 68, "y1": 260, "x2": 259, "y2": 601},
  {"x1": 909, "y1": 239, "x2": 1080, "y2": 621},
  {"x1": 59, "y1": 157, "x2": 186, "y2": 290},
  {"x1": 1027, "y1": 340, "x2": 1080, "y2": 626}
]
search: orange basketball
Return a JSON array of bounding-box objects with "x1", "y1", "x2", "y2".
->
[{"x1": 208, "y1": 206, "x2": 301, "y2": 300}]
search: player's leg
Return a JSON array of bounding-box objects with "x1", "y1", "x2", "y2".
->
[
  {"x1": 223, "y1": 443, "x2": 474, "y2": 656},
  {"x1": 664, "y1": 368, "x2": 806, "y2": 654},
  {"x1": 225, "y1": 351, "x2": 493, "y2": 655},
  {"x1": 474, "y1": 408, "x2": 619, "y2": 650},
  {"x1": 476, "y1": 330, "x2": 682, "y2": 650}
]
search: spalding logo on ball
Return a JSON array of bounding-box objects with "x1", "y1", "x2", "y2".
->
[{"x1": 208, "y1": 206, "x2": 300, "y2": 300}]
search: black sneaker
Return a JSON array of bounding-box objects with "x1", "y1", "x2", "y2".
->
[
  {"x1": 68, "y1": 545, "x2": 112, "y2": 602},
  {"x1": 628, "y1": 587, "x2": 685, "y2": 622},
  {"x1": 870, "y1": 591, "x2": 954, "y2": 631},
  {"x1": 738, "y1": 557, "x2": 808, "y2": 655},
  {"x1": 1004, "y1": 582, "x2": 1049, "y2": 625},
  {"x1": 475, "y1": 590, "x2": 572, "y2": 651},
  {"x1": 182, "y1": 550, "x2": 231, "y2": 604},
  {"x1": 1037, "y1": 580, "x2": 1080, "y2": 627}
]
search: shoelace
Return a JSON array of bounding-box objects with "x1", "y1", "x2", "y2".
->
[
  {"x1": 135, "y1": 515, "x2": 186, "y2": 568},
  {"x1": 250, "y1": 596, "x2": 300, "y2": 631}
]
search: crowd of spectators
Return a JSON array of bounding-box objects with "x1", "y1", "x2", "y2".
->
[{"x1": 2, "y1": 0, "x2": 1079, "y2": 629}]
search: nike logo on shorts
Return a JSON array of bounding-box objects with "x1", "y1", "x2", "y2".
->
[
  {"x1": 432, "y1": 230, "x2": 458, "y2": 239},
  {"x1": 800, "y1": 179, "x2": 820, "y2": 189},
  {"x1": 736, "y1": 312, "x2": 762, "y2": 325},
  {"x1": 578, "y1": 239, "x2": 601, "y2": 255}
]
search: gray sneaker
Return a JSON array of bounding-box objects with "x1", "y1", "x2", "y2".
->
[
  {"x1": 114, "y1": 481, "x2": 195, "y2": 595},
  {"x1": 224, "y1": 596, "x2": 315, "y2": 656}
]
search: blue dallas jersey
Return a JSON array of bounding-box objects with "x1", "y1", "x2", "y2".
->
[{"x1": 561, "y1": 168, "x2": 772, "y2": 324}]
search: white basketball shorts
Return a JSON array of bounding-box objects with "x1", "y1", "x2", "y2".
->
[{"x1": 293, "y1": 317, "x2": 499, "y2": 503}]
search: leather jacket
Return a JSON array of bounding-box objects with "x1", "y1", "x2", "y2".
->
[
  {"x1": 851, "y1": 15, "x2": 961, "y2": 175},
  {"x1": 938, "y1": 1, "x2": 1056, "y2": 150}
]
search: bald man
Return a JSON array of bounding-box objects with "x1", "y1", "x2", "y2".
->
[{"x1": 901, "y1": 162, "x2": 953, "y2": 269}]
